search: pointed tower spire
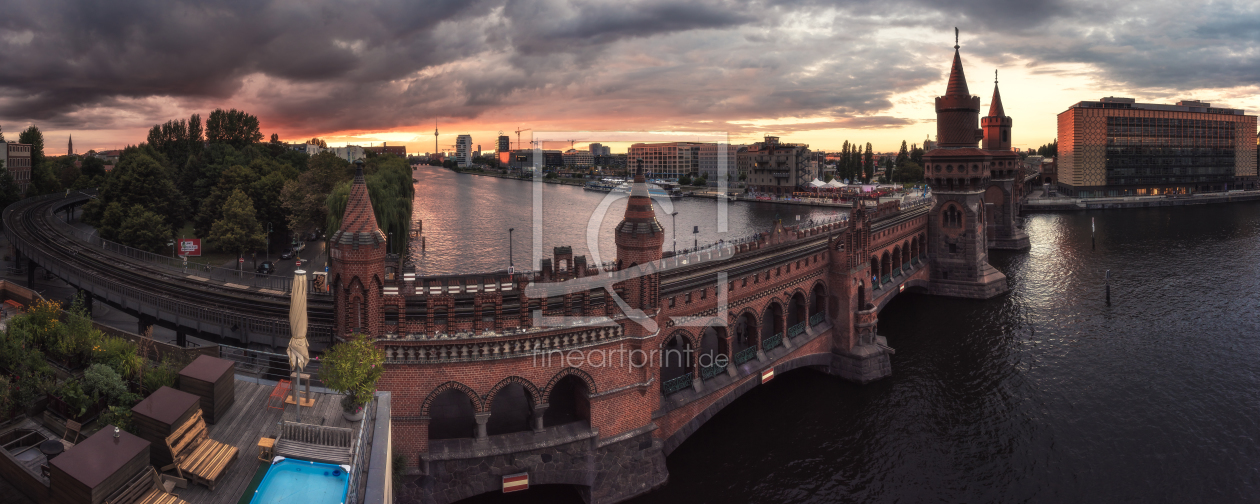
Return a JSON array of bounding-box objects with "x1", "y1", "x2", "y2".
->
[
  {"x1": 988, "y1": 70, "x2": 1006, "y2": 117},
  {"x1": 945, "y1": 46, "x2": 970, "y2": 97},
  {"x1": 332, "y1": 161, "x2": 386, "y2": 246}
]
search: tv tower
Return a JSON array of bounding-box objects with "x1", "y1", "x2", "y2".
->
[{"x1": 434, "y1": 121, "x2": 439, "y2": 155}]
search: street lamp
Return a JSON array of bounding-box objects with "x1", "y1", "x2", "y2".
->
[
  {"x1": 388, "y1": 232, "x2": 393, "y2": 255},
  {"x1": 669, "y1": 212, "x2": 678, "y2": 255},
  {"x1": 508, "y1": 228, "x2": 515, "y2": 267},
  {"x1": 693, "y1": 225, "x2": 699, "y2": 250}
]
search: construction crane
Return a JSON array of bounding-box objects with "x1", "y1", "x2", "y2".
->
[{"x1": 514, "y1": 127, "x2": 530, "y2": 151}]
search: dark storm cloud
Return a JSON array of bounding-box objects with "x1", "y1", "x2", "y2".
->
[{"x1": 0, "y1": 0, "x2": 1255, "y2": 136}]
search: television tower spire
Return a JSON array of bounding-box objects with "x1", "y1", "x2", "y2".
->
[{"x1": 434, "y1": 121, "x2": 439, "y2": 155}]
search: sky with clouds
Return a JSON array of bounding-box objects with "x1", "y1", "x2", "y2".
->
[{"x1": 0, "y1": 0, "x2": 1258, "y2": 155}]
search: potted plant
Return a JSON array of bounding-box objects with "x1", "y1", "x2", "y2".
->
[{"x1": 318, "y1": 333, "x2": 385, "y2": 421}]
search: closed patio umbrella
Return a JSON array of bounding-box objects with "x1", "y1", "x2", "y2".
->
[{"x1": 287, "y1": 270, "x2": 309, "y2": 419}]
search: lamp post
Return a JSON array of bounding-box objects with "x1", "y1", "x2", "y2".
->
[
  {"x1": 693, "y1": 225, "x2": 699, "y2": 250},
  {"x1": 388, "y1": 232, "x2": 394, "y2": 255},
  {"x1": 266, "y1": 222, "x2": 272, "y2": 262},
  {"x1": 670, "y1": 212, "x2": 678, "y2": 255},
  {"x1": 508, "y1": 228, "x2": 515, "y2": 267}
]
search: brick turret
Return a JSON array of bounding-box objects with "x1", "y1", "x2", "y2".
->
[
  {"x1": 615, "y1": 160, "x2": 664, "y2": 310},
  {"x1": 329, "y1": 160, "x2": 387, "y2": 338},
  {"x1": 982, "y1": 73, "x2": 1013, "y2": 151}
]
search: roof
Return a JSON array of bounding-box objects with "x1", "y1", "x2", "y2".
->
[
  {"x1": 946, "y1": 49, "x2": 970, "y2": 97},
  {"x1": 131, "y1": 385, "x2": 200, "y2": 424},
  {"x1": 178, "y1": 354, "x2": 234, "y2": 383},
  {"x1": 330, "y1": 165, "x2": 387, "y2": 247},
  {"x1": 988, "y1": 82, "x2": 1006, "y2": 117}
]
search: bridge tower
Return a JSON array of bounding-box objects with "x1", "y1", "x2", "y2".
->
[
  {"x1": 828, "y1": 201, "x2": 892, "y2": 382},
  {"x1": 981, "y1": 73, "x2": 1032, "y2": 250},
  {"x1": 329, "y1": 161, "x2": 388, "y2": 338},
  {"x1": 615, "y1": 160, "x2": 664, "y2": 311},
  {"x1": 922, "y1": 33, "x2": 1009, "y2": 299}
]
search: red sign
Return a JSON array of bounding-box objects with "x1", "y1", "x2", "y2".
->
[
  {"x1": 503, "y1": 473, "x2": 528, "y2": 493},
  {"x1": 761, "y1": 367, "x2": 775, "y2": 383},
  {"x1": 178, "y1": 239, "x2": 202, "y2": 256}
]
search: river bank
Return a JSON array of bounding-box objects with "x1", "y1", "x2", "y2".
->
[{"x1": 1023, "y1": 189, "x2": 1260, "y2": 212}]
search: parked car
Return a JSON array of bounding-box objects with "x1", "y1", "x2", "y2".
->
[
  {"x1": 256, "y1": 261, "x2": 275, "y2": 275},
  {"x1": 280, "y1": 249, "x2": 294, "y2": 260}
]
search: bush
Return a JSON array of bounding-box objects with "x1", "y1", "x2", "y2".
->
[
  {"x1": 52, "y1": 379, "x2": 94, "y2": 419},
  {"x1": 678, "y1": 174, "x2": 692, "y2": 186},
  {"x1": 95, "y1": 337, "x2": 143, "y2": 379},
  {"x1": 83, "y1": 363, "x2": 130, "y2": 405},
  {"x1": 100, "y1": 405, "x2": 134, "y2": 432},
  {"x1": 142, "y1": 359, "x2": 181, "y2": 393},
  {"x1": 318, "y1": 333, "x2": 385, "y2": 412}
]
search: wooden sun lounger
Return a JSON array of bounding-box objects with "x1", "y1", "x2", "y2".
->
[
  {"x1": 274, "y1": 421, "x2": 354, "y2": 465},
  {"x1": 104, "y1": 466, "x2": 188, "y2": 504},
  {"x1": 162, "y1": 410, "x2": 238, "y2": 490}
]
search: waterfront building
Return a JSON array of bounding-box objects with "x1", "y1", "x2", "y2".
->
[
  {"x1": 333, "y1": 145, "x2": 366, "y2": 163},
  {"x1": 697, "y1": 143, "x2": 738, "y2": 185},
  {"x1": 498, "y1": 135, "x2": 510, "y2": 153},
  {"x1": 366, "y1": 143, "x2": 407, "y2": 157},
  {"x1": 563, "y1": 148, "x2": 594, "y2": 168},
  {"x1": 741, "y1": 136, "x2": 813, "y2": 195},
  {"x1": 455, "y1": 134, "x2": 473, "y2": 167},
  {"x1": 1, "y1": 143, "x2": 32, "y2": 192},
  {"x1": 627, "y1": 142, "x2": 701, "y2": 179},
  {"x1": 1057, "y1": 97, "x2": 1258, "y2": 196}
]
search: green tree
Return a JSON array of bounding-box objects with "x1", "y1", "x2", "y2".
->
[
  {"x1": 194, "y1": 164, "x2": 260, "y2": 237},
  {"x1": 188, "y1": 114, "x2": 204, "y2": 157},
  {"x1": 280, "y1": 152, "x2": 352, "y2": 234},
  {"x1": 208, "y1": 189, "x2": 266, "y2": 269},
  {"x1": 206, "y1": 109, "x2": 262, "y2": 149},
  {"x1": 117, "y1": 205, "x2": 170, "y2": 255},
  {"x1": 82, "y1": 153, "x2": 186, "y2": 239},
  {"x1": 863, "y1": 142, "x2": 873, "y2": 181},
  {"x1": 898, "y1": 161, "x2": 924, "y2": 183},
  {"x1": 51, "y1": 156, "x2": 80, "y2": 189},
  {"x1": 0, "y1": 124, "x2": 5, "y2": 142},
  {"x1": 18, "y1": 126, "x2": 45, "y2": 172},
  {"x1": 0, "y1": 162, "x2": 20, "y2": 212},
  {"x1": 895, "y1": 140, "x2": 909, "y2": 170},
  {"x1": 324, "y1": 157, "x2": 414, "y2": 254}
]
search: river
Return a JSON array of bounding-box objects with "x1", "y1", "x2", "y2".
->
[{"x1": 419, "y1": 167, "x2": 1260, "y2": 503}]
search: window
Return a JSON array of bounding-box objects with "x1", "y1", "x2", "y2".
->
[
  {"x1": 949, "y1": 243, "x2": 957, "y2": 254},
  {"x1": 684, "y1": 293, "x2": 692, "y2": 304},
  {"x1": 700, "y1": 288, "x2": 707, "y2": 300},
  {"x1": 668, "y1": 297, "x2": 676, "y2": 308}
]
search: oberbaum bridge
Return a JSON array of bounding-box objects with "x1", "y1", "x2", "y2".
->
[{"x1": 5, "y1": 40, "x2": 1040, "y2": 503}]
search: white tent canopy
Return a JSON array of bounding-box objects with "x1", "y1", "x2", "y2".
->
[
  {"x1": 808, "y1": 179, "x2": 827, "y2": 187},
  {"x1": 824, "y1": 180, "x2": 846, "y2": 188}
]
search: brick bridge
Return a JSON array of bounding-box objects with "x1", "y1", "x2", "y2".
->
[{"x1": 1, "y1": 38, "x2": 1033, "y2": 503}]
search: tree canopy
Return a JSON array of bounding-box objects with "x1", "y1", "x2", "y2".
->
[
  {"x1": 206, "y1": 109, "x2": 262, "y2": 149},
  {"x1": 208, "y1": 188, "x2": 266, "y2": 267}
]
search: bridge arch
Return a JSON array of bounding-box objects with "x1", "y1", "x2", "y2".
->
[
  {"x1": 891, "y1": 246, "x2": 902, "y2": 271},
  {"x1": 787, "y1": 290, "x2": 807, "y2": 329},
  {"x1": 484, "y1": 376, "x2": 542, "y2": 436},
  {"x1": 881, "y1": 250, "x2": 892, "y2": 278},
  {"x1": 810, "y1": 282, "x2": 827, "y2": 318},
  {"x1": 543, "y1": 370, "x2": 594, "y2": 428},
  {"x1": 661, "y1": 329, "x2": 697, "y2": 383},
  {"x1": 761, "y1": 299, "x2": 784, "y2": 340},
  {"x1": 423, "y1": 381, "x2": 482, "y2": 440},
  {"x1": 732, "y1": 309, "x2": 758, "y2": 354}
]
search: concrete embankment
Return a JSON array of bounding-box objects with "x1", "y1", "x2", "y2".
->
[{"x1": 1024, "y1": 191, "x2": 1260, "y2": 212}]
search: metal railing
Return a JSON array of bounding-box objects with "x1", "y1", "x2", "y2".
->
[
  {"x1": 809, "y1": 312, "x2": 824, "y2": 327},
  {"x1": 786, "y1": 322, "x2": 805, "y2": 339},
  {"x1": 762, "y1": 333, "x2": 783, "y2": 351},
  {"x1": 661, "y1": 372, "x2": 694, "y2": 395},
  {"x1": 219, "y1": 345, "x2": 326, "y2": 388},
  {"x1": 700, "y1": 362, "x2": 726, "y2": 380},
  {"x1": 345, "y1": 397, "x2": 376, "y2": 504},
  {"x1": 733, "y1": 346, "x2": 758, "y2": 365}
]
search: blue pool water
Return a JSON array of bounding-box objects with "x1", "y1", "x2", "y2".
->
[{"x1": 250, "y1": 458, "x2": 350, "y2": 504}]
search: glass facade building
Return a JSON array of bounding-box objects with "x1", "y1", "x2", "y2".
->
[{"x1": 1058, "y1": 98, "x2": 1257, "y2": 197}]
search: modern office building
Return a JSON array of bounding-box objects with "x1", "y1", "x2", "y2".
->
[
  {"x1": 588, "y1": 143, "x2": 611, "y2": 156},
  {"x1": 1057, "y1": 97, "x2": 1258, "y2": 196},
  {"x1": 626, "y1": 142, "x2": 701, "y2": 179},
  {"x1": 563, "y1": 149, "x2": 593, "y2": 168},
  {"x1": 497, "y1": 135, "x2": 510, "y2": 153},
  {"x1": 455, "y1": 134, "x2": 473, "y2": 167},
  {"x1": 697, "y1": 143, "x2": 738, "y2": 185}
]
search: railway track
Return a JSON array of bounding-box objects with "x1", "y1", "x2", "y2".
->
[{"x1": 4, "y1": 192, "x2": 336, "y2": 349}]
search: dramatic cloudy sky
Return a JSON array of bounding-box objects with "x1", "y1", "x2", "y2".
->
[{"x1": 1, "y1": 0, "x2": 1258, "y2": 154}]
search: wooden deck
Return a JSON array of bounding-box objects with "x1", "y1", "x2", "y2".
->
[{"x1": 174, "y1": 380, "x2": 358, "y2": 504}]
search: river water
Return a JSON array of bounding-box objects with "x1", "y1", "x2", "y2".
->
[{"x1": 421, "y1": 167, "x2": 1260, "y2": 503}]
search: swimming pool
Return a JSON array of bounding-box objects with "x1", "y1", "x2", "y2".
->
[{"x1": 250, "y1": 458, "x2": 350, "y2": 504}]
